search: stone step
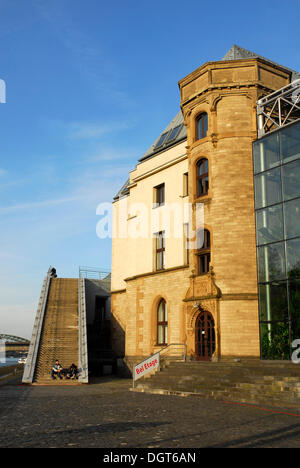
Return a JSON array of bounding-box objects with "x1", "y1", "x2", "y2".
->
[{"x1": 134, "y1": 361, "x2": 300, "y2": 408}]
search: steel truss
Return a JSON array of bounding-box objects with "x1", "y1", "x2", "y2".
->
[{"x1": 257, "y1": 80, "x2": 300, "y2": 137}]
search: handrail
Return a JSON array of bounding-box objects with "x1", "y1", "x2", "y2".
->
[
  {"x1": 132, "y1": 343, "x2": 186, "y2": 388},
  {"x1": 22, "y1": 269, "x2": 53, "y2": 383},
  {"x1": 78, "y1": 278, "x2": 89, "y2": 383}
]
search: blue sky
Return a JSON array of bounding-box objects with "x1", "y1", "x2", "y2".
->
[{"x1": 1, "y1": 0, "x2": 300, "y2": 338}]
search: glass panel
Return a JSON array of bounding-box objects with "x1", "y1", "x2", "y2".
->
[
  {"x1": 280, "y1": 122, "x2": 300, "y2": 163},
  {"x1": 164, "y1": 302, "x2": 168, "y2": 321},
  {"x1": 156, "y1": 232, "x2": 164, "y2": 249},
  {"x1": 158, "y1": 301, "x2": 164, "y2": 322},
  {"x1": 197, "y1": 179, "x2": 204, "y2": 195},
  {"x1": 284, "y1": 198, "x2": 300, "y2": 240},
  {"x1": 203, "y1": 113, "x2": 208, "y2": 136},
  {"x1": 198, "y1": 160, "x2": 204, "y2": 175},
  {"x1": 157, "y1": 325, "x2": 164, "y2": 344},
  {"x1": 257, "y1": 242, "x2": 286, "y2": 282},
  {"x1": 260, "y1": 322, "x2": 290, "y2": 360},
  {"x1": 166, "y1": 125, "x2": 181, "y2": 143},
  {"x1": 287, "y1": 238, "x2": 300, "y2": 279},
  {"x1": 155, "y1": 185, "x2": 164, "y2": 205},
  {"x1": 282, "y1": 159, "x2": 300, "y2": 201},
  {"x1": 155, "y1": 132, "x2": 168, "y2": 148},
  {"x1": 164, "y1": 325, "x2": 168, "y2": 345},
  {"x1": 254, "y1": 167, "x2": 281, "y2": 209},
  {"x1": 157, "y1": 253, "x2": 162, "y2": 270},
  {"x1": 205, "y1": 176, "x2": 209, "y2": 192},
  {"x1": 256, "y1": 205, "x2": 283, "y2": 245},
  {"x1": 197, "y1": 114, "x2": 208, "y2": 139},
  {"x1": 196, "y1": 229, "x2": 204, "y2": 249},
  {"x1": 259, "y1": 282, "x2": 288, "y2": 322},
  {"x1": 253, "y1": 133, "x2": 280, "y2": 174},
  {"x1": 289, "y1": 280, "x2": 300, "y2": 341}
]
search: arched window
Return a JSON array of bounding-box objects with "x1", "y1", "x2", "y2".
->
[
  {"x1": 196, "y1": 113, "x2": 208, "y2": 140},
  {"x1": 157, "y1": 299, "x2": 168, "y2": 345},
  {"x1": 196, "y1": 158, "x2": 209, "y2": 197},
  {"x1": 196, "y1": 229, "x2": 211, "y2": 275}
]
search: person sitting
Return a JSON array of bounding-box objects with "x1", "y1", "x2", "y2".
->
[
  {"x1": 68, "y1": 363, "x2": 79, "y2": 380},
  {"x1": 51, "y1": 360, "x2": 63, "y2": 380}
]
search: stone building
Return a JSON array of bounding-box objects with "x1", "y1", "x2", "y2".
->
[{"x1": 111, "y1": 45, "x2": 300, "y2": 370}]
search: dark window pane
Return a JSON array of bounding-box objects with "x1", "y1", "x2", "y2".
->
[
  {"x1": 260, "y1": 322, "x2": 290, "y2": 360},
  {"x1": 197, "y1": 114, "x2": 208, "y2": 140},
  {"x1": 256, "y1": 205, "x2": 283, "y2": 245},
  {"x1": 257, "y1": 242, "x2": 286, "y2": 282},
  {"x1": 166, "y1": 125, "x2": 182, "y2": 143},
  {"x1": 198, "y1": 253, "x2": 210, "y2": 274},
  {"x1": 196, "y1": 159, "x2": 209, "y2": 197},
  {"x1": 155, "y1": 132, "x2": 168, "y2": 148},
  {"x1": 155, "y1": 184, "x2": 165, "y2": 206},
  {"x1": 289, "y1": 280, "x2": 300, "y2": 340},
  {"x1": 157, "y1": 300, "x2": 167, "y2": 345},
  {"x1": 198, "y1": 179, "x2": 203, "y2": 195},
  {"x1": 284, "y1": 198, "x2": 300, "y2": 240},
  {"x1": 253, "y1": 133, "x2": 280, "y2": 174},
  {"x1": 254, "y1": 168, "x2": 281, "y2": 209},
  {"x1": 287, "y1": 238, "x2": 300, "y2": 278},
  {"x1": 280, "y1": 122, "x2": 300, "y2": 163},
  {"x1": 282, "y1": 158, "x2": 300, "y2": 201},
  {"x1": 259, "y1": 282, "x2": 288, "y2": 322}
]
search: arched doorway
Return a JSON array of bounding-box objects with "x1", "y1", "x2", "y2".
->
[{"x1": 195, "y1": 311, "x2": 215, "y2": 361}]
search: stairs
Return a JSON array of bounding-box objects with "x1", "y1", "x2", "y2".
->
[
  {"x1": 133, "y1": 361, "x2": 300, "y2": 408},
  {"x1": 33, "y1": 278, "x2": 80, "y2": 385}
]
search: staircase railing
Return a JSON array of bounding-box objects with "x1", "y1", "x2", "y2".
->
[
  {"x1": 22, "y1": 269, "x2": 52, "y2": 383},
  {"x1": 78, "y1": 278, "x2": 89, "y2": 383},
  {"x1": 132, "y1": 343, "x2": 186, "y2": 388}
]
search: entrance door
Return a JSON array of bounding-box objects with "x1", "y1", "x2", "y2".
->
[{"x1": 195, "y1": 311, "x2": 216, "y2": 361}]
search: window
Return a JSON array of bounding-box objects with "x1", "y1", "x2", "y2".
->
[
  {"x1": 184, "y1": 223, "x2": 189, "y2": 265},
  {"x1": 154, "y1": 183, "x2": 165, "y2": 207},
  {"x1": 196, "y1": 229, "x2": 211, "y2": 275},
  {"x1": 165, "y1": 124, "x2": 182, "y2": 143},
  {"x1": 155, "y1": 231, "x2": 165, "y2": 270},
  {"x1": 157, "y1": 299, "x2": 168, "y2": 345},
  {"x1": 196, "y1": 113, "x2": 208, "y2": 140},
  {"x1": 196, "y1": 159, "x2": 209, "y2": 197},
  {"x1": 183, "y1": 172, "x2": 188, "y2": 197},
  {"x1": 154, "y1": 132, "x2": 168, "y2": 149}
]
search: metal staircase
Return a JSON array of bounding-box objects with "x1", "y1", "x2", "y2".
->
[{"x1": 22, "y1": 269, "x2": 89, "y2": 384}]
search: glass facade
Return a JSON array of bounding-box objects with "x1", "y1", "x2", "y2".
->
[{"x1": 253, "y1": 120, "x2": 300, "y2": 359}]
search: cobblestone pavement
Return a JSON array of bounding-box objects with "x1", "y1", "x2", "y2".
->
[{"x1": 0, "y1": 376, "x2": 300, "y2": 448}]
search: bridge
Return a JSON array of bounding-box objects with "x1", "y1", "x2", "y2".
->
[
  {"x1": 0, "y1": 334, "x2": 30, "y2": 344},
  {"x1": 0, "y1": 335, "x2": 30, "y2": 355}
]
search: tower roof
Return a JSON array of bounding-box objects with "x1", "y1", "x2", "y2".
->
[{"x1": 222, "y1": 44, "x2": 300, "y2": 81}]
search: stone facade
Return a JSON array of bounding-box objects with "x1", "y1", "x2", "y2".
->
[{"x1": 111, "y1": 55, "x2": 292, "y2": 371}]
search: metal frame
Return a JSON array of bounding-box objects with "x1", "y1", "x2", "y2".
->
[
  {"x1": 257, "y1": 80, "x2": 300, "y2": 137},
  {"x1": 79, "y1": 266, "x2": 110, "y2": 280}
]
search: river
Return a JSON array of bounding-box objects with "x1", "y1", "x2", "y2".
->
[{"x1": 0, "y1": 357, "x2": 20, "y2": 367}]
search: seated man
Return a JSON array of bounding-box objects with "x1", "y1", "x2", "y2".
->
[
  {"x1": 69, "y1": 363, "x2": 79, "y2": 380},
  {"x1": 51, "y1": 360, "x2": 63, "y2": 380}
]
